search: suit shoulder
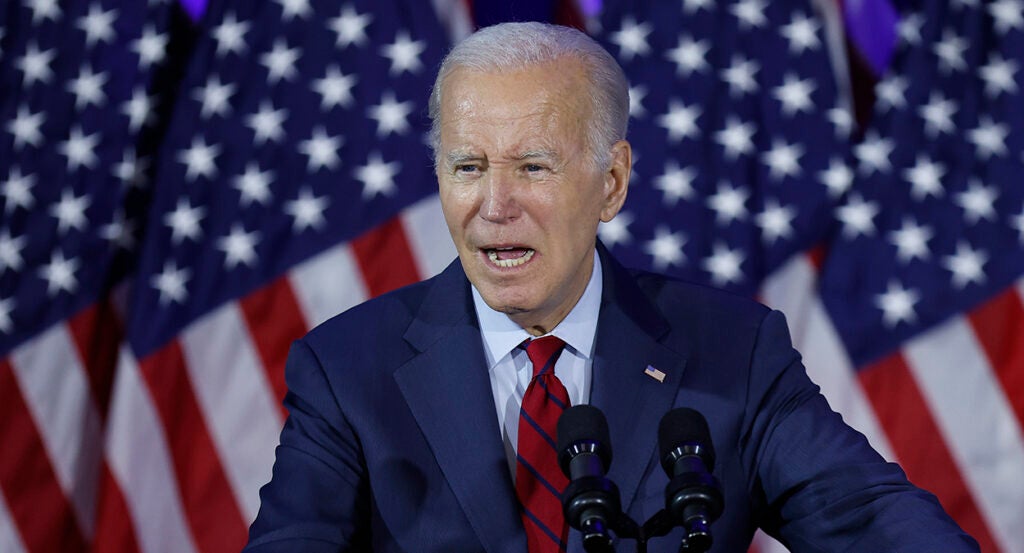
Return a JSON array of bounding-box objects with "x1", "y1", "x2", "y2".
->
[{"x1": 630, "y1": 268, "x2": 771, "y2": 328}]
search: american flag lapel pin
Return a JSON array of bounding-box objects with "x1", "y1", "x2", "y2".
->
[{"x1": 644, "y1": 365, "x2": 666, "y2": 383}]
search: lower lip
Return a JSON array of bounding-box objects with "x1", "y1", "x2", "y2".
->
[{"x1": 483, "y1": 249, "x2": 536, "y2": 269}]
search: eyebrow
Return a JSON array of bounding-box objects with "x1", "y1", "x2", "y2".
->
[
  {"x1": 445, "y1": 151, "x2": 482, "y2": 166},
  {"x1": 514, "y1": 149, "x2": 558, "y2": 161}
]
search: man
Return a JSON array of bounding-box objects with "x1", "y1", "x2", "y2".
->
[{"x1": 245, "y1": 22, "x2": 978, "y2": 552}]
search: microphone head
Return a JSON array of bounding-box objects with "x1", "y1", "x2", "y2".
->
[
  {"x1": 658, "y1": 408, "x2": 716, "y2": 474},
  {"x1": 557, "y1": 405, "x2": 612, "y2": 474}
]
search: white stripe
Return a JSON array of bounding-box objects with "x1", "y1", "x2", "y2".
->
[
  {"x1": 180, "y1": 304, "x2": 284, "y2": 523},
  {"x1": 105, "y1": 347, "x2": 197, "y2": 553},
  {"x1": 401, "y1": 194, "x2": 458, "y2": 279},
  {"x1": 289, "y1": 243, "x2": 368, "y2": 328},
  {"x1": 904, "y1": 318, "x2": 1024, "y2": 553},
  {"x1": 9, "y1": 324, "x2": 100, "y2": 537},
  {"x1": 431, "y1": 0, "x2": 473, "y2": 42},
  {"x1": 751, "y1": 530, "x2": 789, "y2": 553},
  {"x1": 0, "y1": 492, "x2": 26, "y2": 553},
  {"x1": 761, "y1": 255, "x2": 896, "y2": 461}
]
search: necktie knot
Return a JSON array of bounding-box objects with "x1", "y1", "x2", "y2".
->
[{"x1": 524, "y1": 336, "x2": 566, "y2": 378}]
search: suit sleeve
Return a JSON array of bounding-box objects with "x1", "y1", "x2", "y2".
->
[
  {"x1": 244, "y1": 339, "x2": 370, "y2": 552},
  {"x1": 745, "y1": 310, "x2": 980, "y2": 552}
]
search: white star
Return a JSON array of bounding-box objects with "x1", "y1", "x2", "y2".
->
[
  {"x1": 58, "y1": 126, "x2": 100, "y2": 171},
  {"x1": 132, "y1": 25, "x2": 168, "y2": 68},
  {"x1": 731, "y1": 0, "x2": 768, "y2": 29},
  {"x1": 898, "y1": 13, "x2": 924, "y2": 45},
  {"x1": 902, "y1": 155, "x2": 946, "y2": 200},
  {"x1": 193, "y1": 75, "x2": 235, "y2": 118},
  {"x1": 0, "y1": 230, "x2": 27, "y2": 273},
  {"x1": 934, "y1": 29, "x2": 968, "y2": 73},
  {"x1": 654, "y1": 162, "x2": 696, "y2": 205},
  {"x1": 658, "y1": 100, "x2": 701, "y2": 142},
  {"x1": 100, "y1": 210, "x2": 136, "y2": 251},
  {"x1": 703, "y1": 242, "x2": 745, "y2": 285},
  {"x1": 918, "y1": 92, "x2": 958, "y2": 137},
  {"x1": 77, "y1": 4, "x2": 117, "y2": 46},
  {"x1": 113, "y1": 149, "x2": 149, "y2": 189},
  {"x1": 151, "y1": 261, "x2": 191, "y2": 304},
  {"x1": 761, "y1": 139, "x2": 804, "y2": 181},
  {"x1": 707, "y1": 183, "x2": 749, "y2": 224},
  {"x1": 298, "y1": 127, "x2": 343, "y2": 172},
  {"x1": 354, "y1": 152, "x2": 401, "y2": 199},
  {"x1": 955, "y1": 180, "x2": 998, "y2": 224},
  {"x1": 67, "y1": 64, "x2": 108, "y2": 109},
  {"x1": 943, "y1": 241, "x2": 988, "y2": 288},
  {"x1": 260, "y1": 39, "x2": 301, "y2": 83},
  {"x1": 773, "y1": 74, "x2": 816, "y2": 116},
  {"x1": 989, "y1": 0, "x2": 1024, "y2": 34},
  {"x1": 275, "y1": 0, "x2": 312, "y2": 20},
  {"x1": 285, "y1": 187, "x2": 329, "y2": 232},
  {"x1": 313, "y1": 65, "x2": 357, "y2": 110},
  {"x1": 629, "y1": 84, "x2": 648, "y2": 118},
  {"x1": 666, "y1": 35, "x2": 710, "y2": 76},
  {"x1": 49, "y1": 189, "x2": 91, "y2": 234},
  {"x1": 836, "y1": 194, "x2": 879, "y2": 238},
  {"x1": 609, "y1": 17, "x2": 652, "y2": 61},
  {"x1": 683, "y1": 0, "x2": 714, "y2": 12},
  {"x1": 122, "y1": 87, "x2": 155, "y2": 132},
  {"x1": 756, "y1": 200, "x2": 797, "y2": 243},
  {"x1": 217, "y1": 224, "x2": 260, "y2": 269},
  {"x1": 644, "y1": 226, "x2": 686, "y2": 270},
  {"x1": 329, "y1": 5, "x2": 373, "y2": 48},
  {"x1": 2, "y1": 167, "x2": 36, "y2": 213},
  {"x1": 177, "y1": 137, "x2": 220, "y2": 180},
  {"x1": 888, "y1": 217, "x2": 933, "y2": 263},
  {"x1": 715, "y1": 117, "x2": 756, "y2": 159},
  {"x1": 39, "y1": 250, "x2": 80, "y2": 296},
  {"x1": 381, "y1": 32, "x2": 426, "y2": 75},
  {"x1": 599, "y1": 211, "x2": 633, "y2": 247},
  {"x1": 164, "y1": 197, "x2": 205, "y2": 244},
  {"x1": 827, "y1": 107, "x2": 853, "y2": 138},
  {"x1": 875, "y1": 74, "x2": 908, "y2": 111},
  {"x1": 17, "y1": 42, "x2": 56, "y2": 86},
  {"x1": 818, "y1": 157, "x2": 853, "y2": 197},
  {"x1": 980, "y1": 54, "x2": 1019, "y2": 98},
  {"x1": 968, "y1": 116, "x2": 1009, "y2": 159},
  {"x1": 721, "y1": 56, "x2": 759, "y2": 96},
  {"x1": 6, "y1": 106, "x2": 45, "y2": 149},
  {"x1": 1011, "y1": 205, "x2": 1024, "y2": 243},
  {"x1": 368, "y1": 92, "x2": 414, "y2": 137},
  {"x1": 212, "y1": 12, "x2": 250, "y2": 57},
  {"x1": 234, "y1": 162, "x2": 274, "y2": 206},
  {"x1": 246, "y1": 101, "x2": 287, "y2": 144},
  {"x1": 780, "y1": 12, "x2": 821, "y2": 54},
  {"x1": 875, "y1": 280, "x2": 920, "y2": 327},
  {"x1": 854, "y1": 132, "x2": 894, "y2": 174},
  {"x1": 27, "y1": 0, "x2": 61, "y2": 23},
  {"x1": 0, "y1": 296, "x2": 12, "y2": 333}
]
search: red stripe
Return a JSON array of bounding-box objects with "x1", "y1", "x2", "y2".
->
[
  {"x1": 966, "y1": 286, "x2": 1024, "y2": 431},
  {"x1": 239, "y1": 276, "x2": 308, "y2": 420},
  {"x1": 858, "y1": 353, "x2": 999, "y2": 552},
  {"x1": 137, "y1": 342, "x2": 248, "y2": 553},
  {"x1": 0, "y1": 358, "x2": 88, "y2": 553},
  {"x1": 66, "y1": 299, "x2": 123, "y2": 421},
  {"x1": 351, "y1": 217, "x2": 422, "y2": 298},
  {"x1": 91, "y1": 463, "x2": 141, "y2": 553}
]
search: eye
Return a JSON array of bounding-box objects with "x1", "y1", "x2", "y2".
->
[
  {"x1": 454, "y1": 164, "x2": 479, "y2": 174},
  {"x1": 523, "y1": 164, "x2": 545, "y2": 173}
]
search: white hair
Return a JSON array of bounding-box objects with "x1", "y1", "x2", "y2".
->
[{"x1": 428, "y1": 22, "x2": 630, "y2": 169}]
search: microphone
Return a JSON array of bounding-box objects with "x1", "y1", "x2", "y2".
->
[
  {"x1": 658, "y1": 408, "x2": 724, "y2": 553},
  {"x1": 557, "y1": 405, "x2": 621, "y2": 553}
]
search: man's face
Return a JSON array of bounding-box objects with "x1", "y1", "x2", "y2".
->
[{"x1": 436, "y1": 58, "x2": 630, "y2": 335}]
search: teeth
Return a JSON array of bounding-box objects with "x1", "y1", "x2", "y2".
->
[{"x1": 487, "y1": 248, "x2": 535, "y2": 268}]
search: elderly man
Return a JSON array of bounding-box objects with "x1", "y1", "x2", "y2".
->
[{"x1": 245, "y1": 22, "x2": 977, "y2": 553}]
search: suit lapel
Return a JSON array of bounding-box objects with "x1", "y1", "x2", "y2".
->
[{"x1": 395, "y1": 261, "x2": 525, "y2": 553}]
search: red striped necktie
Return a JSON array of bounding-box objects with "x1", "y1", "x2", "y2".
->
[{"x1": 516, "y1": 336, "x2": 571, "y2": 553}]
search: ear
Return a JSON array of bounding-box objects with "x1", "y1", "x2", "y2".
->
[{"x1": 600, "y1": 140, "x2": 631, "y2": 222}]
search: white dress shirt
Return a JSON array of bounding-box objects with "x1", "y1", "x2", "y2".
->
[{"x1": 471, "y1": 250, "x2": 603, "y2": 478}]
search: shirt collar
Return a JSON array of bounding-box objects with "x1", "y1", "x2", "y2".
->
[{"x1": 472, "y1": 250, "x2": 603, "y2": 369}]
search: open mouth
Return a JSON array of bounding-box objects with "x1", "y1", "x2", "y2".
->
[{"x1": 484, "y1": 247, "x2": 535, "y2": 268}]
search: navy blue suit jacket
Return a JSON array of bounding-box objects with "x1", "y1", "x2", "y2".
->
[{"x1": 246, "y1": 247, "x2": 977, "y2": 552}]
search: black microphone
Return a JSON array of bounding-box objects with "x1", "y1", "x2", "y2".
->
[
  {"x1": 658, "y1": 408, "x2": 724, "y2": 553},
  {"x1": 557, "y1": 405, "x2": 621, "y2": 553}
]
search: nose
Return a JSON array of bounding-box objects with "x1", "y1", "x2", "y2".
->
[{"x1": 479, "y1": 170, "x2": 521, "y2": 223}]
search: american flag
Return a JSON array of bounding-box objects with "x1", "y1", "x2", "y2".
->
[{"x1": 0, "y1": 1, "x2": 1021, "y2": 553}]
